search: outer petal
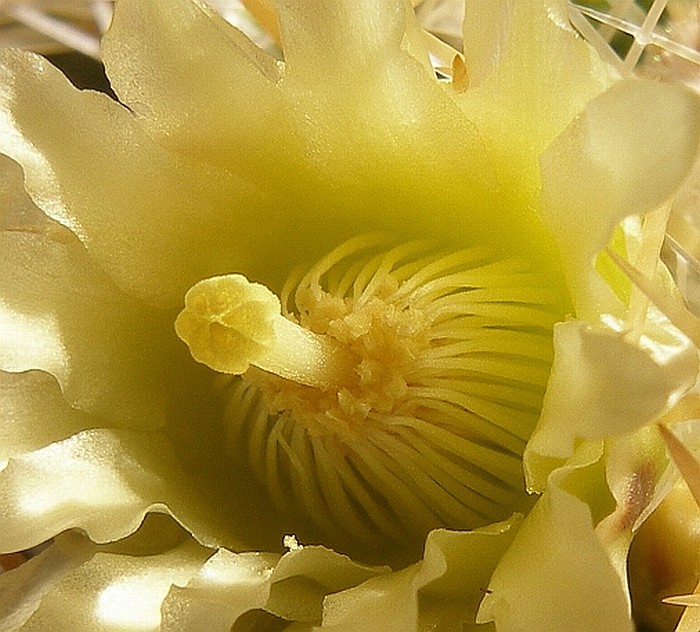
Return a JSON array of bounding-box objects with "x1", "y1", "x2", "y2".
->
[
  {"x1": 461, "y1": 0, "x2": 612, "y2": 166},
  {"x1": 162, "y1": 543, "x2": 386, "y2": 630},
  {"x1": 0, "y1": 371, "x2": 93, "y2": 462},
  {"x1": 102, "y1": 0, "x2": 570, "y2": 300},
  {"x1": 524, "y1": 317, "x2": 697, "y2": 489},
  {"x1": 0, "y1": 49, "x2": 257, "y2": 306},
  {"x1": 0, "y1": 533, "x2": 209, "y2": 632},
  {"x1": 0, "y1": 532, "x2": 93, "y2": 631},
  {"x1": 0, "y1": 230, "x2": 168, "y2": 427},
  {"x1": 540, "y1": 79, "x2": 700, "y2": 315},
  {"x1": 0, "y1": 428, "x2": 241, "y2": 554},
  {"x1": 319, "y1": 518, "x2": 520, "y2": 631},
  {"x1": 102, "y1": 0, "x2": 285, "y2": 173},
  {"x1": 477, "y1": 444, "x2": 634, "y2": 632},
  {"x1": 269, "y1": 546, "x2": 386, "y2": 624},
  {"x1": 160, "y1": 549, "x2": 280, "y2": 632}
]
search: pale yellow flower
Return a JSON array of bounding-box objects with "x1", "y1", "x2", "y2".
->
[{"x1": 0, "y1": 0, "x2": 699, "y2": 630}]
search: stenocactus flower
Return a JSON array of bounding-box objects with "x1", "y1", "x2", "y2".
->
[{"x1": 0, "y1": 0, "x2": 699, "y2": 629}]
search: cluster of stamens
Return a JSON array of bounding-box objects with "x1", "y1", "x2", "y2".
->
[{"x1": 176, "y1": 237, "x2": 561, "y2": 554}]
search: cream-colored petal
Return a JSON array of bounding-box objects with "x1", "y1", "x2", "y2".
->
[
  {"x1": 102, "y1": 0, "x2": 284, "y2": 173},
  {"x1": 12, "y1": 535, "x2": 208, "y2": 632},
  {"x1": 0, "y1": 428, "x2": 237, "y2": 554},
  {"x1": 0, "y1": 49, "x2": 256, "y2": 307},
  {"x1": 477, "y1": 444, "x2": 634, "y2": 632},
  {"x1": 524, "y1": 318, "x2": 697, "y2": 490},
  {"x1": 319, "y1": 518, "x2": 520, "y2": 631},
  {"x1": 0, "y1": 532, "x2": 93, "y2": 631},
  {"x1": 160, "y1": 548, "x2": 280, "y2": 632},
  {"x1": 0, "y1": 370, "x2": 95, "y2": 461},
  {"x1": 0, "y1": 153, "x2": 59, "y2": 233},
  {"x1": 540, "y1": 79, "x2": 700, "y2": 315},
  {"x1": 266, "y1": 545, "x2": 387, "y2": 624},
  {"x1": 0, "y1": 230, "x2": 168, "y2": 427},
  {"x1": 275, "y1": 0, "x2": 408, "y2": 80},
  {"x1": 460, "y1": 0, "x2": 612, "y2": 180}
]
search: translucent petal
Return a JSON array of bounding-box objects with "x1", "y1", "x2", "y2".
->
[
  {"x1": 275, "y1": 0, "x2": 408, "y2": 80},
  {"x1": 161, "y1": 548, "x2": 280, "y2": 632},
  {"x1": 0, "y1": 230, "x2": 168, "y2": 427},
  {"x1": 0, "y1": 532, "x2": 93, "y2": 631},
  {"x1": 477, "y1": 445, "x2": 634, "y2": 632},
  {"x1": 540, "y1": 79, "x2": 700, "y2": 314},
  {"x1": 266, "y1": 545, "x2": 387, "y2": 624},
  {"x1": 0, "y1": 428, "x2": 236, "y2": 553},
  {"x1": 11, "y1": 535, "x2": 208, "y2": 632},
  {"x1": 0, "y1": 49, "x2": 255, "y2": 307},
  {"x1": 102, "y1": 0, "x2": 284, "y2": 172},
  {"x1": 0, "y1": 153, "x2": 60, "y2": 233},
  {"x1": 460, "y1": 0, "x2": 613, "y2": 181},
  {"x1": 0, "y1": 370, "x2": 94, "y2": 461},
  {"x1": 320, "y1": 518, "x2": 520, "y2": 631},
  {"x1": 524, "y1": 319, "x2": 697, "y2": 490}
]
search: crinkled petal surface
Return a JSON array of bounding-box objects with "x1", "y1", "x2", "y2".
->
[
  {"x1": 540, "y1": 79, "x2": 700, "y2": 314},
  {"x1": 0, "y1": 370, "x2": 93, "y2": 462},
  {"x1": 160, "y1": 548, "x2": 280, "y2": 632},
  {"x1": 0, "y1": 49, "x2": 255, "y2": 307},
  {"x1": 478, "y1": 444, "x2": 634, "y2": 632},
  {"x1": 320, "y1": 517, "x2": 520, "y2": 631},
  {"x1": 0, "y1": 427, "x2": 242, "y2": 554},
  {"x1": 0, "y1": 229, "x2": 168, "y2": 426},
  {"x1": 524, "y1": 318, "x2": 698, "y2": 489},
  {"x1": 0, "y1": 532, "x2": 209, "y2": 632}
]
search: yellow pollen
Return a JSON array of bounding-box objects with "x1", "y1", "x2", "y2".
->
[{"x1": 209, "y1": 238, "x2": 563, "y2": 558}]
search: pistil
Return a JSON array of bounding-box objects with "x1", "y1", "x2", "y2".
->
[{"x1": 174, "y1": 274, "x2": 354, "y2": 390}]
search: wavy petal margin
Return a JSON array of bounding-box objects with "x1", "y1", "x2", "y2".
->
[
  {"x1": 540, "y1": 79, "x2": 700, "y2": 316},
  {"x1": 478, "y1": 443, "x2": 634, "y2": 632}
]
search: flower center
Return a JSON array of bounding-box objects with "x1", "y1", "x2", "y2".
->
[{"x1": 176, "y1": 237, "x2": 561, "y2": 555}]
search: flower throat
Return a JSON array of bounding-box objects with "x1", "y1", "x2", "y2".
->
[{"x1": 176, "y1": 237, "x2": 560, "y2": 554}]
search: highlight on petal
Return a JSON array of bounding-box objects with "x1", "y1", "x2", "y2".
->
[
  {"x1": 477, "y1": 443, "x2": 634, "y2": 632},
  {"x1": 0, "y1": 48, "x2": 260, "y2": 307},
  {"x1": 0, "y1": 229, "x2": 169, "y2": 427},
  {"x1": 461, "y1": 0, "x2": 612, "y2": 164},
  {"x1": 0, "y1": 532, "x2": 209, "y2": 632},
  {"x1": 102, "y1": 0, "x2": 284, "y2": 172},
  {"x1": 160, "y1": 548, "x2": 280, "y2": 632},
  {"x1": 0, "y1": 532, "x2": 93, "y2": 631},
  {"x1": 540, "y1": 79, "x2": 700, "y2": 314},
  {"x1": 0, "y1": 427, "x2": 239, "y2": 554},
  {"x1": 313, "y1": 518, "x2": 520, "y2": 631},
  {"x1": 0, "y1": 370, "x2": 93, "y2": 462},
  {"x1": 524, "y1": 318, "x2": 697, "y2": 490}
]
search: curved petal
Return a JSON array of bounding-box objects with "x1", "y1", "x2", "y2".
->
[
  {"x1": 0, "y1": 370, "x2": 94, "y2": 462},
  {"x1": 160, "y1": 548, "x2": 280, "y2": 632},
  {"x1": 539, "y1": 79, "x2": 700, "y2": 315},
  {"x1": 0, "y1": 49, "x2": 256, "y2": 307},
  {"x1": 0, "y1": 427, "x2": 243, "y2": 554},
  {"x1": 319, "y1": 517, "x2": 520, "y2": 630},
  {"x1": 0, "y1": 230, "x2": 169, "y2": 427},
  {"x1": 460, "y1": 0, "x2": 612, "y2": 180},
  {"x1": 0, "y1": 532, "x2": 93, "y2": 631},
  {"x1": 102, "y1": 0, "x2": 285, "y2": 173},
  {"x1": 524, "y1": 318, "x2": 697, "y2": 490},
  {"x1": 477, "y1": 444, "x2": 634, "y2": 632},
  {"x1": 0, "y1": 153, "x2": 58, "y2": 233},
  {"x1": 0, "y1": 533, "x2": 209, "y2": 632}
]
